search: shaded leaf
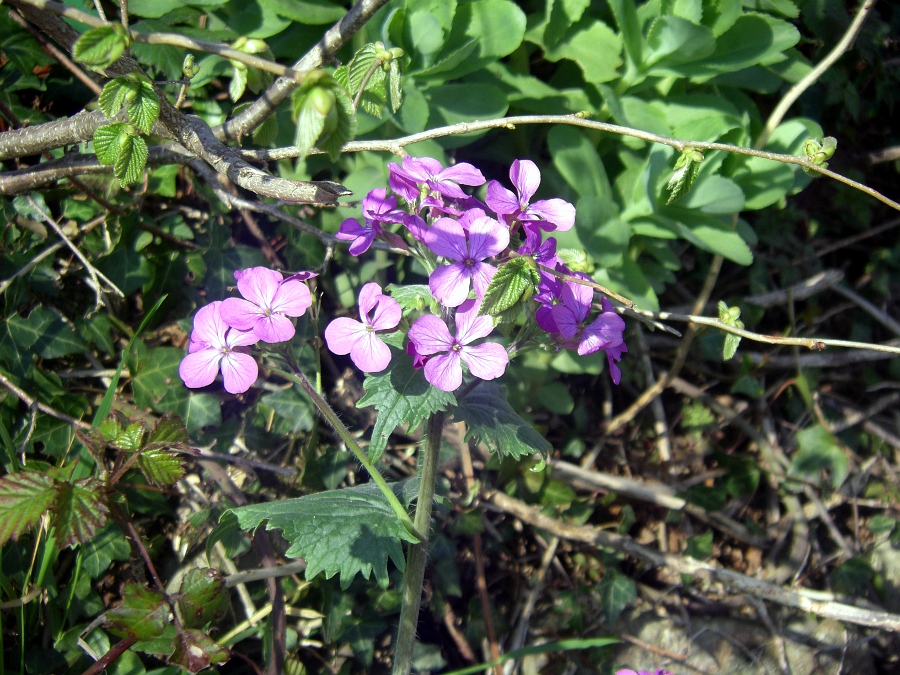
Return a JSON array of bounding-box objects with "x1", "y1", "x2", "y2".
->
[
  {"x1": 177, "y1": 568, "x2": 230, "y2": 629},
  {"x1": 598, "y1": 571, "x2": 636, "y2": 624},
  {"x1": 170, "y1": 629, "x2": 229, "y2": 673},
  {"x1": 0, "y1": 471, "x2": 58, "y2": 546},
  {"x1": 52, "y1": 477, "x2": 109, "y2": 548},
  {"x1": 107, "y1": 583, "x2": 170, "y2": 641},
  {"x1": 789, "y1": 425, "x2": 849, "y2": 489}
]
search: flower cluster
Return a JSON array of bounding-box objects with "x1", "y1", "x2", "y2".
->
[
  {"x1": 179, "y1": 267, "x2": 313, "y2": 394},
  {"x1": 325, "y1": 156, "x2": 628, "y2": 391}
]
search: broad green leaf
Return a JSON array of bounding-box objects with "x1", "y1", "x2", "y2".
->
[
  {"x1": 170, "y1": 629, "x2": 229, "y2": 672},
  {"x1": 676, "y1": 175, "x2": 745, "y2": 214},
  {"x1": 127, "y1": 0, "x2": 229, "y2": 18},
  {"x1": 127, "y1": 76, "x2": 160, "y2": 133},
  {"x1": 357, "y1": 350, "x2": 457, "y2": 462},
  {"x1": 260, "y1": 386, "x2": 315, "y2": 434},
  {"x1": 107, "y1": 583, "x2": 170, "y2": 641},
  {"x1": 231, "y1": 482, "x2": 418, "y2": 588},
  {"x1": 607, "y1": 0, "x2": 643, "y2": 66},
  {"x1": 598, "y1": 571, "x2": 636, "y2": 624},
  {"x1": 479, "y1": 257, "x2": 541, "y2": 318},
  {"x1": 644, "y1": 15, "x2": 716, "y2": 70},
  {"x1": 789, "y1": 425, "x2": 849, "y2": 489},
  {"x1": 701, "y1": 0, "x2": 742, "y2": 36},
  {"x1": 147, "y1": 413, "x2": 189, "y2": 445},
  {"x1": 658, "y1": 211, "x2": 753, "y2": 265},
  {"x1": 128, "y1": 342, "x2": 185, "y2": 411},
  {"x1": 98, "y1": 77, "x2": 130, "y2": 118},
  {"x1": 345, "y1": 44, "x2": 379, "y2": 93},
  {"x1": 229, "y1": 65, "x2": 248, "y2": 102},
  {"x1": 542, "y1": 18, "x2": 622, "y2": 83},
  {"x1": 265, "y1": 0, "x2": 346, "y2": 24},
  {"x1": 52, "y1": 478, "x2": 110, "y2": 548},
  {"x1": 72, "y1": 24, "x2": 130, "y2": 71},
  {"x1": 114, "y1": 133, "x2": 148, "y2": 186},
  {"x1": 93, "y1": 123, "x2": 129, "y2": 165},
  {"x1": 7, "y1": 306, "x2": 87, "y2": 359},
  {"x1": 548, "y1": 125, "x2": 612, "y2": 201},
  {"x1": 115, "y1": 421, "x2": 146, "y2": 452},
  {"x1": 80, "y1": 522, "x2": 131, "y2": 579},
  {"x1": 179, "y1": 393, "x2": 223, "y2": 435},
  {"x1": 425, "y1": 83, "x2": 508, "y2": 147},
  {"x1": 0, "y1": 471, "x2": 58, "y2": 546},
  {"x1": 574, "y1": 197, "x2": 631, "y2": 267},
  {"x1": 455, "y1": 383, "x2": 552, "y2": 460},
  {"x1": 177, "y1": 568, "x2": 229, "y2": 629}
]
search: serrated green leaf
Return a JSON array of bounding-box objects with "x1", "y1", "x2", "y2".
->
[
  {"x1": 171, "y1": 629, "x2": 229, "y2": 672},
  {"x1": 114, "y1": 133, "x2": 148, "y2": 186},
  {"x1": 0, "y1": 471, "x2": 58, "y2": 546},
  {"x1": 98, "y1": 77, "x2": 130, "y2": 118},
  {"x1": 229, "y1": 65, "x2": 248, "y2": 102},
  {"x1": 317, "y1": 81, "x2": 357, "y2": 161},
  {"x1": 479, "y1": 257, "x2": 541, "y2": 317},
  {"x1": 73, "y1": 25, "x2": 130, "y2": 71},
  {"x1": 95, "y1": 124, "x2": 129, "y2": 166},
  {"x1": 80, "y1": 522, "x2": 131, "y2": 579},
  {"x1": 138, "y1": 447, "x2": 185, "y2": 486},
  {"x1": 723, "y1": 333, "x2": 741, "y2": 361},
  {"x1": 177, "y1": 568, "x2": 229, "y2": 629},
  {"x1": 357, "y1": 349, "x2": 456, "y2": 462},
  {"x1": 455, "y1": 382, "x2": 551, "y2": 460},
  {"x1": 598, "y1": 572, "x2": 636, "y2": 624},
  {"x1": 52, "y1": 477, "x2": 109, "y2": 548},
  {"x1": 231, "y1": 481, "x2": 418, "y2": 589},
  {"x1": 717, "y1": 301, "x2": 744, "y2": 360},
  {"x1": 107, "y1": 583, "x2": 170, "y2": 641},
  {"x1": 127, "y1": 77, "x2": 160, "y2": 133},
  {"x1": 147, "y1": 413, "x2": 189, "y2": 445},
  {"x1": 252, "y1": 114, "x2": 279, "y2": 146},
  {"x1": 347, "y1": 44, "x2": 379, "y2": 93},
  {"x1": 115, "y1": 421, "x2": 145, "y2": 452},
  {"x1": 665, "y1": 149, "x2": 703, "y2": 204}
]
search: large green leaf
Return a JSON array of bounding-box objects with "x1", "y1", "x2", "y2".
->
[
  {"x1": 657, "y1": 210, "x2": 753, "y2": 265},
  {"x1": 80, "y1": 522, "x2": 131, "y2": 579},
  {"x1": 260, "y1": 385, "x2": 315, "y2": 434},
  {"x1": 548, "y1": 125, "x2": 612, "y2": 201},
  {"x1": 107, "y1": 583, "x2": 170, "y2": 641},
  {"x1": 357, "y1": 350, "x2": 456, "y2": 462},
  {"x1": 6, "y1": 306, "x2": 87, "y2": 359},
  {"x1": 574, "y1": 197, "x2": 631, "y2": 268},
  {"x1": 644, "y1": 15, "x2": 716, "y2": 70},
  {"x1": 128, "y1": 341, "x2": 186, "y2": 411},
  {"x1": 52, "y1": 477, "x2": 110, "y2": 548},
  {"x1": 231, "y1": 482, "x2": 418, "y2": 588},
  {"x1": 425, "y1": 84, "x2": 508, "y2": 148},
  {"x1": 541, "y1": 17, "x2": 622, "y2": 83},
  {"x1": 265, "y1": 0, "x2": 346, "y2": 24},
  {"x1": 177, "y1": 568, "x2": 230, "y2": 629},
  {"x1": 455, "y1": 383, "x2": 551, "y2": 460},
  {"x1": 0, "y1": 470, "x2": 58, "y2": 546}
]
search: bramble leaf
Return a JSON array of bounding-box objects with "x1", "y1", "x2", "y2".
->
[
  {"x1": 231, "y1": 481, "x2": 418, "y2": 589},
  {"x1": 73, "y1": 24, "x2": 130, "y2": 71},
  {"x1": 0, "y1": 471, "x2": 58, "y2": 546},
  {"x1": 138, "y1": 447, "x2": 185, "y2": 486},
  {"x1": 357, "y1": 349, "x2": 457, "y2": 462},
  {"x1": 665, "y1": 147, "x2": 704, "y2": 204},
  {"x1": 147, "y1": 413, "x2": 189, "y2": 446},
  {"x1": 479, "y1": 257, "x2": 541, "y2": 318},
  {"x1": 52, "y1": 477, "x2": 109, "y2": 548},
  {"x1": 171, "y1": 629, "x2": 229, "y2": 672},
  {"x1": 107, "y1": 583, "x2": 170, "y2": 641},
  {"x1": 455, "y1": 383, "x2": 552, "y2": 460},
  {"x1": 177, "y1": 568, "x2": 230, "y2": 629}
]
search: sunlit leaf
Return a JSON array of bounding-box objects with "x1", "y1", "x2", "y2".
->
[
  {"x1": 73, "y1": 24, "x2": 130, "y2": 71},
  {"x1": 0, "y1": 471, "x2": 58, "y2": 546}
]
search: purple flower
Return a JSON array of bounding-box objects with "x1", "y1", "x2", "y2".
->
[
  {"x1": 615, "y1": 670, "x2": 671, "y2": 675},
  {"x1": 220, "y1": 267, "x2": 312, "y2": 343},
  {"x1": 324, "y1": 283, "x2": 401, "y2": 373},
  {"x1": 425, "y1": 215, "x2": 510, "y2": 307},
  {"x1": 407, "y1": 299, "x2": 509, "y2": 392},
  {"x1": 486, "y1": 159, "x2": 576, "y2": 253},
  {"x1": 336, "y1": 188, "x2": 409, "y2": 256},
  {"x1": 388, "y1": 156, "x2": 486, "y2": 203},
  {"x1": 534, "y1": 268, "x2": 593, "y2": 339},
  {"x1": 179, "y1": 302, "x2": 259, "y2": 394}
]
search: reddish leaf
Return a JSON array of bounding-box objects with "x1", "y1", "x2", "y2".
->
[
  {"x1": 0, "y1": 471, "x2": 58, "y2": 545},
  {"x1": 177, "y1": 568, "x2": 229, "y2": 629},
  {"x1": 170, "y1": 629, "x2": 229, "y2": 672},
  {"x1": 51, "y1": 477, "x2": 109, "y2": 548},
  {"x1": 107, "y1": 583, "x2": 170, "y2": 641}
]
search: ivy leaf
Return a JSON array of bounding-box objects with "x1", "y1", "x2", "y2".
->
[
  {"x1": 0, "y1": 471, "x2": 58, "y2": 546},
  {"x1": 80, "y1": 522, "x2": 131, "y2": 579},
  {"x1": 598, "y1": 571, "x2": 636, "y2": 624},
  {"x1": 115, "y1": 131, "x2": 148, "y2": 186},
  {"x1": 717, "y1": 300, "x2": 744, "y2": 361},
  {"x1": 789, "y1": 425, "x2": 849, "y2": 489},
  {"x1": 230, "y1": 481, "x2": 418, "y2": 589},
  {"x1": 455, "y1": 382, "x2": 552, "y2": 460},
  {"x1": 177, "y1": 568, "x2": 230, "y2": 629},
  {"x1": 107, "y1": 583, "x2": 170, "y2": 641},
  {"x1": 170, "y1": 629, "x2": 229, "y2": 673},
  {"x1": 51, "y1": 477, "x2": 109, "y2": 548},
  {"x1": 479, "y1": 257, "x2": 541, "y2": 318},
  {"x1": 93, "y1": 123, "x2": 130, "y2": 165},
  {"x1": 357, "y1": 349, "x2": 457, "y2": 462},
  {"x1": 126, "y1": 75, "x2": 160, "y2": 133},
  {"x1": 665, "y1": 147, "x2": 704, "y2": 205},
  {"x1": 73, "y1": 24, "x2": 130, "y2": 71}
]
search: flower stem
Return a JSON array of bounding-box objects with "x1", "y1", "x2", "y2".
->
[
  {"x1": 392, "y1": 411, "x2": 443, "y2": 675},
  {"x1": 270, "y1": 361, "x2": 422, "y2": 541}
]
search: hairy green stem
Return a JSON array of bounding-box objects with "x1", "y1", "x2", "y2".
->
[
  {"x1": 392, "y1": 411, "x2": 444, "y2": 675},
  {"x1": 272, "y1": 362, "x2": 421, "y2": 540}
]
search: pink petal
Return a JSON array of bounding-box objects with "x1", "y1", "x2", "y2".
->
[
  {"x1": 225, "y1": 327, "x2": 260, "y2": 348},
  {"x1": 429, "y1": 264, "x2": 471, "y2": 308},
  {"x1": 254, "y1": 313, "x2": 296, "y2": 343},
  {"x1": 529, "y1": 199, "x2": 576, "y2": 231},
  {"x1": 350, "y1": 332, "x2": 392, "y2": 372},
  {"x1": 510, "y1": 159, "x2": 540, "y2": 203},
  {"x1": 455, "y1": 299, "x2": 495, "y2": 344},
  {"x1": 438, "y1": 162, "x2": 485, "y2": 186},
  {"x1": 460, "y1": 342, "x2": 508, "y2": 381},
  {"x1": 236, "y1": 267, "x2": 282, "y2": 308},
  {"x1": 190, "y1": 302, "x2": 227, "y2": 347},
  {"x1": 336, "y1": 218, "x2": 368, "y2": 239},
  {"x1": 270, "y1": 280, "x2": 312, "y2": 318},
  {"x1": 357, "y1": 282, "x2": 383, "y2": 318},
  {"x1": 324, "y1": 317, "x2": 367, "y2": 355},
  {"x1": 485, "y1": 181, "x2": 519, "y2": 216},
  {"x1": 470, "y1": 262, "x2": 497, "y2": 300},
  {"x1": 220, "y1": 298, "x2": 265, "y2": 332},
  {"x1": 220, "y1": 350, "x2": 258, "y2": 393},
  {"x1": 408, "y1": 315, "x2": 454, "y2": 355},
  {"x1": 179, "y1": 348, "x2": 222, "y2": 389},
  {"x1": 370, "y1": 296, "x2": 401, "y2": 331},
  {"x1": 424, "y1": 351, "x2": 462, "y2": 391},
  {"x1": 467, "y1": 216, "x2": 509, "y2": 260},
  {"x1": 425, "y1": 217, "x2": 468, "y2": 262}
]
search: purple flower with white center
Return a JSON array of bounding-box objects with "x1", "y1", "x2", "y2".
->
[
  {"x1": 336, "y1": 188, "x2": 410, "y2": 256},
  {"x1": 388, "y1": 156, "x2": 486, "y2": 203},
  {"x1": 485, "y1": 159, "x2": 576, "y2": 253},
  {"x1": 407, "y1": 299, "x2": 509, "y2": 392},
  {"x1": 324, "y1": 283, "x2": 401, "y2": 373},
  {"x1": 179, "y1": 302, "x2": 259, "y2": 394},
  {"x1": 425, "y1": 215, "x2": 510, "y2": 308},
  {"x1": 220, "y1": 267, "x2": 312, "y2": 343}
]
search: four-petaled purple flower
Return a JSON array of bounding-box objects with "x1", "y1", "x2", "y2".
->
[
  {"x1": 324, "y1": 283, "x2": 402, "y2": 373},
  {"x1": 220, "y1": 267, "x2": 312, "y2": 343},
  {"x1": 407, "y1": 299, "x2": 509, "y2": 392},
  {"x1": 426, "y1": 214, "x2": 510, "y2": 307},
  {"x1": 389, "y1": 156, "x2": 486, "y2": 204},
  {"x1": 179, "y1": 301, "x2": 259, "y2": 394},
  {"x1": 336, "y1": 188, "x2": 409, "y2": 256},
  {"x1": 486, "y1": 159, "x2": 576, "y2": 253}
]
